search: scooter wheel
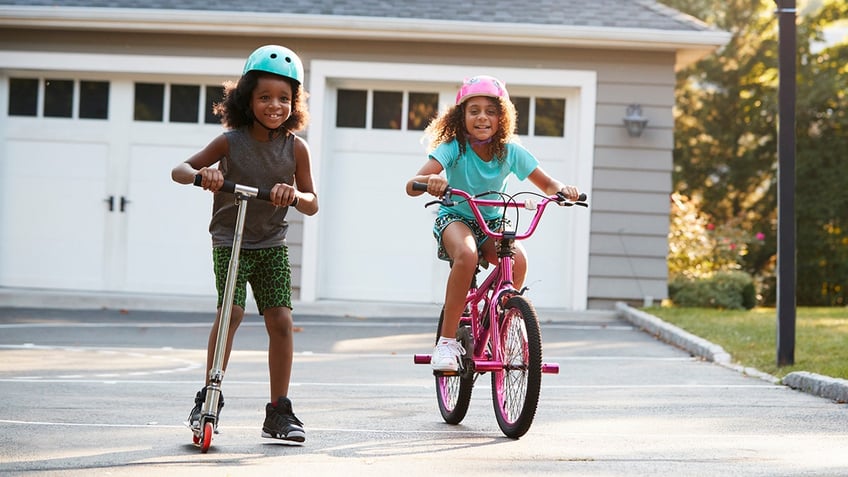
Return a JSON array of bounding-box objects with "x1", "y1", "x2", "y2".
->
[
  {"x1": 192, "y1": 432, "x2": 201, "y2": 445},
  {"x1": 200, "y1": 422, "x2": 213, "y2": 453}
]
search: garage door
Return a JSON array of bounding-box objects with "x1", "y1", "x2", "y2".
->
[
  {"x1": 0, "y1": 71, "x2": 225, "y2": 296},
  {"x1": 309, "y1": 62, "x2": 593, "y2": 309}
]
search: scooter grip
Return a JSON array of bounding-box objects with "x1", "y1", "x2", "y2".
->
[
  {"x1": 256, "y1": 188, "x2": 272, "y2": 202},
  {"x1": 192, "y1": 174, "x2": 236, "y2": 193},
  {"x1": 578, "y1": 192, "x2": 588, "y2": 202},
  {"x1": 412, "y1": 181, "x2": 428, "y2": 191}
]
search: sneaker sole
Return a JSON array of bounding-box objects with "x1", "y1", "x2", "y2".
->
[
  {"x1": 261, "y1": 430, "x2": 306, "y2": 443},
  {"x1": 431, "y1": 361, "x2": 460, "y2": 372}
]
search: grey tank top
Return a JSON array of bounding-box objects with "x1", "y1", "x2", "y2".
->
[{"x1": 209, "y1": 127, "x2": 296, "y2": 249}]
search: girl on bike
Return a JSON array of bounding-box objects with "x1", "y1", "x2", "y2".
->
[
  {"x1": 171, "y1": 44, "x2": 318, "y2": 442},
  {"x1": 405, "y1": 75, "x2": 580, "y2": 372}
]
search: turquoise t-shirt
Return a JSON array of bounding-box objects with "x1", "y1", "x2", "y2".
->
[{"x1": 430, "y1": 139, "x2": 539, "y2": 220}]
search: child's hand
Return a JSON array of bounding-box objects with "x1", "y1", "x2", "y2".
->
[
  {"x1": 426, "y1": 175, "x2": 448, "y2": 197},
  {"x1": 270, "y1": 183, "x2": 298, "y2": 207},
  {"x1": 559, "y1": 185, "x2": 580, "y2": 201},
  {"x1": 197, "y1": 167, "x2": 224, "y2": 192}
]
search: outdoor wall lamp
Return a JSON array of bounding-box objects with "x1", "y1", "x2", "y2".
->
[{"x1": 623, "y1": 104, "x2": 649, "y2": 137}]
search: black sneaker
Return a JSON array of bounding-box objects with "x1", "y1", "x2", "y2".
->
[
  {"x1": 261, "y1": 396, "x2": 305, "y2": 443},
  {"x1": 188, "y1": 386, "x2": 224, "y2": 431}
]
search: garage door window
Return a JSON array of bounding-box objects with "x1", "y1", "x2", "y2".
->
[
  {"x1": 170, "y1": 84, "x2": 200, "y2": 123},
  {"x1": 7, "y1": 78, "x2": 38, "y2": 116},
  {"x1": 44, "y1": 79, "x2": 74, "y2": 118},
  {"x1": 512, "y1": 96, "x2": 566, "y2": 137},
  {"x1": 79, "y1": 81, "x2": 110, "y2": 119},
  {"x1": 134, "y1": 82, "x2": 225, "y2": 124},
  {"x1": 204, "y1": 86, "x2": 224, "y2": 124},
  {"x1": 7, "y1": 77, "x2": 110, "y2": 120},
  {"x1": 336, "y1": 89, "x2": 438, "y2": 131}
]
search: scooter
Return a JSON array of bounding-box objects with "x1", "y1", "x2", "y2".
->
[{"x1": 188, "y1": 174, "x2": 283, "y2": 452}]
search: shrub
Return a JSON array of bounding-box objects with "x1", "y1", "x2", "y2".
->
[{"x1": 669, "y1": 270, "x2": 757, "y2": 310}]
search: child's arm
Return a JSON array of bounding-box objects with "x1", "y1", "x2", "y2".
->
[
  {"x1": 171, "y1": 134, "x2": 228, "y2": 191},
  {"x1": 527, "y1": 167, "x2": 580, "y2": 201},
  {"x1": 406, "y1": 158, "x2": 446, "y2": 197},
  {"x1": 285, "y1": 137, "x2": 318, "y2": 216}
]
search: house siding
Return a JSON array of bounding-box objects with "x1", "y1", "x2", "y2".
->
[{"x1": 2, "y1": 27, "x2": 678, "y2": 308}]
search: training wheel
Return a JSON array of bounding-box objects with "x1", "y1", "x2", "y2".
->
[{"x1": 200, "y1": 422, "x2": 213, "y2": 453}]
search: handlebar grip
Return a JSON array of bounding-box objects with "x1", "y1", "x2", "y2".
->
[
  {"x1": 411, "y1": 181, "x2": 428, "y2": 191},
  {"x1": 193, "y1": 174, "x2": 285, "y2": 204},
  {"x1": 194, "y1": 174, "x2": 238, "y2": 194},
  {"x1": 578, "y1": 192, "x2": 588, "y2": 202}
]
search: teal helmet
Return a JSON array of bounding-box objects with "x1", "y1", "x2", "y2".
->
[{"x1": 243, "y1": 45, "x2": 304, "y2": 85}]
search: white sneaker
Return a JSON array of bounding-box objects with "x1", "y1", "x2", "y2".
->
[{"x1": 431, "y1": 339, "x2": 466, "y2": 372}]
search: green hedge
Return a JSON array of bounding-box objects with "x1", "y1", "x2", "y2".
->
[{"x1": 669, "y1": 271, "x2": 757, "y2": 310}]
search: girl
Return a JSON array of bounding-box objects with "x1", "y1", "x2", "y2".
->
[
  {"x1": 405, "y1": 75, "x2": 580, "y2": 372},
  {"x1": 171, "y1": 45, "x2": 318, "y2": 442}
]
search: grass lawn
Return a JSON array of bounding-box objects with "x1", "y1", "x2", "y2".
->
[{"x1": 643, "y1": 306, "x2": 848, "y2": 380}]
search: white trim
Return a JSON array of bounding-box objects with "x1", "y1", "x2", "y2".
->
[
  {"x1": 0, "y1": 50, "x2": 242, "y2": 76},
  {"x1": 304, "y1": 60, "x2": 596, "y2": 309}
]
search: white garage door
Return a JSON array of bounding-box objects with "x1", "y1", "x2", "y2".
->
[
  {"x1": 0, "y1": 70, "x2": 224, "y2": 297},
  {"x1": 309, "y1": 62, "x2": 593, "y2": 309}
]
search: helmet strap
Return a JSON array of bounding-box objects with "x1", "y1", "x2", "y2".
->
[{"x1": 470, "y1": 137, "x2": 493, "y2": 147}]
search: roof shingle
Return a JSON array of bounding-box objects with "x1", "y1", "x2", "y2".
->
[{"x1": 0, "y1": 0, "x2": 714, "y2": 32}]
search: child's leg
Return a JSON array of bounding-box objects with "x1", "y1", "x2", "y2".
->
[
  {"x1": 263, "y1": 306, "x2": 294, "y2": 401},
  {"x1": 205, "y1": 305, "x2": 245, "y2": 383},
  {"x1": 440, "y1": 222, "x2": 479, "y2": 338},
  {"x1": 512, "y1": 242, "x2": 528, "y2": 289}
]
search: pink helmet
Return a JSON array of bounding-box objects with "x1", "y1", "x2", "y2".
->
[{"x1": 455, "y1": 75, "x2": 509, "y2": 105}]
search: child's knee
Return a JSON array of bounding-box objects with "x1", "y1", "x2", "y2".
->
[{"x1": 264, "y1": 308, "x2": 293, "y2": 335}]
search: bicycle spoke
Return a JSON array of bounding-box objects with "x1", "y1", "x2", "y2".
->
[{"x1": 491, "y1": 296, "x2": 542, "y2": 438}]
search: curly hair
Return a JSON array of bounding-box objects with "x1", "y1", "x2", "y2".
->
[
  {"x1": 424, "y1": 96, "x2": 518, "y2": 162},
  {"x1": 213, "y1": 71, "x2": 310, "y2": 132}
]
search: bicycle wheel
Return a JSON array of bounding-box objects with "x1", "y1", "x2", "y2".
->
[
  {"x1": 491, "y1": 296, "x2": 542, "y2": 438},
  {"x1": 434, "y1": 308, "x2": 474, "y2": 425}
]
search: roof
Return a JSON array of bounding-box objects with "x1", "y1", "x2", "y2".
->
[
  {"x1": 0, "y1": 0, "x2": 730, "y2": 67},
  {"x1": 0, "y1": 0, "x2": 714, "y2": 31}
]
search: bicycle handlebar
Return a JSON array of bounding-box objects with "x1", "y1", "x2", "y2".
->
[
  {"x1": 411, "y1": 181, "x2": 587, "y2": 241},
  {"x1": 193, "y1": 174, "x2": 297, "y2": 206},
  {"x1": 411, "y1": 181, "x2": 587, "y2": 205}
]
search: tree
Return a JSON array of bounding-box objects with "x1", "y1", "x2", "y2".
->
[
  {"x1": 794, "y1": 1, "x2": 848, "y2": 305},
  {"x1": 659, "y1": 0, "x2": 848, "y2": 305}
]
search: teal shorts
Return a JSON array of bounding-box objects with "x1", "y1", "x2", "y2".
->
[
  {"x1": 432, "y1": 213, "x2": 507, "y2": 262},
  {"x1": 212, "y1": 246, "x2": 292, "y2": 314}
]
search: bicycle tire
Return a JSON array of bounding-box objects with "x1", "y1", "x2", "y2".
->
[
  {"x1": 434, "y1": 308, "x2": 474, "y2": 425},
  {"x1": 491, "y1": 296, "x2": 542, "y2": 438}
]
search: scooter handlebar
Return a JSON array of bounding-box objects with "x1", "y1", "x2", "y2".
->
[{"x1": 193, "y1": 174, "x2": 290, "y2": 204}]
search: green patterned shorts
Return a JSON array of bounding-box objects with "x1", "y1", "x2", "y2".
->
[
  {"x1": 432, "y1": 213, "x2": 507, "y2": 262},
  {"x1": 212, "y1": 246, "x2": 292, "y2": 314}
]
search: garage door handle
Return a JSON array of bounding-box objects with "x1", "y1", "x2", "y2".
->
[
  {"x1": 120, "y1": 196, "x2": 131, "y2": 213},
  {"x1": 104, "y1": 196, "x2": 114, "y2": 211}
]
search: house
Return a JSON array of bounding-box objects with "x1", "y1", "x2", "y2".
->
[{"x1": 0, "y1": 0, "x2": 729, "y2": 311}]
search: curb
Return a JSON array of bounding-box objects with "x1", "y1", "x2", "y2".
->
[
  {"x1": 615, "y1": 302, "x2": 848, "y2": 403},
  {"x1": 615, "y1": 302, "x2": 731, "y2": 364},
  {"x1": 783, "y1": 371, "x2": 848, "y2": 404}
]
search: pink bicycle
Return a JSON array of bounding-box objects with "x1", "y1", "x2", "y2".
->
[{"x1": 413, "y1": 182, "x2": 587, "y2": 438}]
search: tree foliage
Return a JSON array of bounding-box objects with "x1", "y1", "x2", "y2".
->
[{"x1": 659, "y1": 0, "x2": 848, "y2": 305}]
